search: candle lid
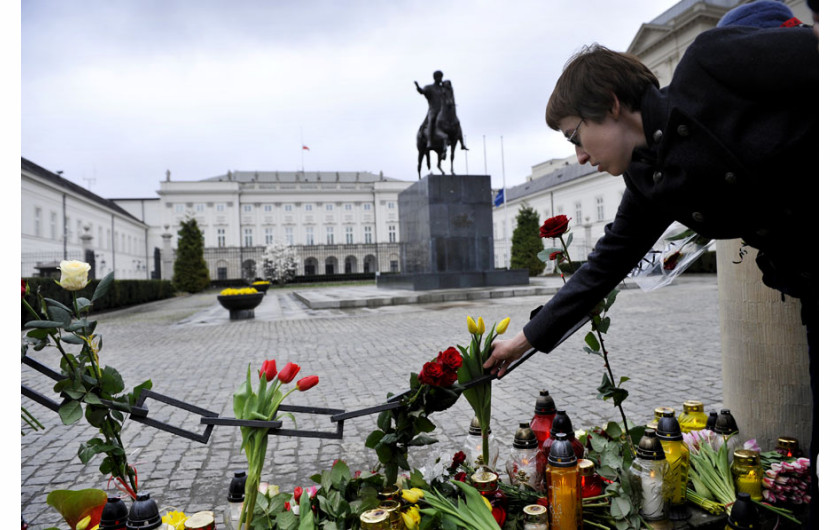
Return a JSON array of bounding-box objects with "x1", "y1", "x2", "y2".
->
[
  {"x1": 469, "y1": 416, "x2": 492, "y2": 436},
  {"x1": 655, "y1": 414, "x2": 683, "y2": 441},
  {"x1": 470, "y1": 467, "x2": 499, "y2": 492},
  {"x1": 578, "y1": 458, "x2": 595, "y2": 477},
  {"x1": 775, "y1": 436, "x2": 800, "y2": 456},
  {"x1": 534, "y1": 390, "x2": 557, "y2": 415},
  {"x1": 513, "y1": 422, "x2": 538, "y2": 449},
  {"x1": 549, "y1": 410, "x2": 574, "y2": 437},
  {"x1": 705, "y1": 411, "x2": 718, "y2": 430},
  {"x1": 378, "y1": 485, "x2": 400, "y2": 500},
  {"x1": 682, "y1": 400, "x2": 704, "y2": 413},
  {"x1": 523, "y1": 504, "x2": 548, "y2": 522},
  {"x1": 636, "y1": 428, "x2": 666, "y2": 460},
  {"x1": 733, "y1": 449, "x2": 760, "y2": 466},
  {"x1": 727, "y1": 492, "x2": 760, "y2": 529},
  {"x1": 547, "y1": 433, "x2": 578, "y2": 467},
  {"x1": 654, "y1": 407, "x2": 675, "y2": 419},
  {"x1": 714, "y1": 409, "x2": 739, "y2": 435},
  {"x1": 360, "y1": 509, "x2": 390, "y2": 524},
  {"x1": 227, "y1": 470, "x2": 247, "y2": 502}
]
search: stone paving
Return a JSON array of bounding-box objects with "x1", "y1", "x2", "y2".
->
[{"x1": 20, "y1": 275, "x2": 722, "y2": 528}]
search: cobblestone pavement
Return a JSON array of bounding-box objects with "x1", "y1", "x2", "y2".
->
[{"x1": 21, "y1": 275, "x2": 722, "y2": 528}]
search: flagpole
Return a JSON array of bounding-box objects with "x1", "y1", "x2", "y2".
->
[{"x1": 501, "y1": 135, "x2": 509, "y2": 270}]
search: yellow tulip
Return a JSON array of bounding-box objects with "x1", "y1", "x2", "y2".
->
[
  {"x1": 496, "y1": 317, "x2": 511, "y2": 335},
  {"x1": 161, "y1": 510, "x2": 188, "y2": 530},
  {"x1": 477, "y1": 317, "x2": 486, "y2": 334},
  {"x1": 76, "y1": 516, "x2": 91, "y2": 530},
  {"x1": 401, "y1": 505, "x2": 421, "y2": 529},
  {"x1": 467, "y1": 316, "x2": 478, "y2": 334},
  {"x1": 401, "y1": 487, "x2": 424, "y2": 504}
]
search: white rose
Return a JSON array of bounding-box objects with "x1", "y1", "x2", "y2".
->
[{"x1": 58, "y1": 260, "x2": 91, "y2": 291}]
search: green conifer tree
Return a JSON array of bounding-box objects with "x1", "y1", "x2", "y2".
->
[
  {"x1": 172, "y1": 218, "x2": 211, "y2": 293},
  {"x1": 509, "y1": 205, "x2": 545, "y2": 276}
]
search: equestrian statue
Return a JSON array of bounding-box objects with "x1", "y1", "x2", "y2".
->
[{"x1": 414, "y1": 70, "x2": 468, "y2": 178}]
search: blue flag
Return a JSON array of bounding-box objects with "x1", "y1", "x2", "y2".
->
[{"x1": 494, "y1": 189, "x2": 505, "y2": 207}]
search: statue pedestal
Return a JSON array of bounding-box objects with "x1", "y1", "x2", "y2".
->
[{"x1": 377, "y1": 173, "x2": 528, "y2": 291}]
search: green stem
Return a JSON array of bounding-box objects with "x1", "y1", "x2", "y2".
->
[{"x1": 559, "y1": 235, "x2": 633, "y2": 453}]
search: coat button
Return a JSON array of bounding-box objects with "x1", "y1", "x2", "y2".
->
[
  {"x1": 653, "y1": 130, "x2": 663, "y2": 143},
  {"x1": 677, "y1": 124, "x2": 690, "y2": 137},
  {"x1": 724, "y1": 172, "x2": 737, "y2": 185},
  {"x1": 692, "y1": 211, "x2": 705, "y2": 223},
  {"x1": 652, "y1": 171, "x2": 663, "y2": 183}
]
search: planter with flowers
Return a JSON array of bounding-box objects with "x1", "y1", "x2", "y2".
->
[
  {"x1": 218, "y1": 287, "x2": 265, "y2": 319},
  {"x1": 251, "y1": 280, "x2": 271, "y2": 293}
]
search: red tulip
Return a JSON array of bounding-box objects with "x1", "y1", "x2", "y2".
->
[
  {"x1": 284, "y1": 501, "x2": 291, "y2": 511},
  {"x1": 277, "y1": 362, "x2": 301, "y2": 384},
  {"x1": 21, "y1": 279, "x2": 27, "y2": 298},
  {"x1": 296, "y1": 375, "x2": 319, "y2": 391},
  {"x1": 259, "y1": 360, "x2": 278, "y2": 381},
  {"x1": 294, "y1": 486, "x2": 303, "y2": 504}
]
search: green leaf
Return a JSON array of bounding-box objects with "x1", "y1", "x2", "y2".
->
[
  {"x1": 75, "y1": 298, "x2": 92, "y2": 312},
  {"x1": 365, "y1": 430, "x2": 385, "y2": 449},
  {"x1": 24, "y1": 320, "x2": 64, "y2": 329},
  {"x1": 605, "y1": 421, "x2": 624, "y2": 439},
  {"x1": 85, "y1": 405, "x2": 108, "y2": 428},
  {"x1": 91, "y1": 272, "x2": 114, "y2": 302},
  {"x1": 47, "y1": 305, "x2": 72, "y2": 327},
  {"x1": 330, "y1": 459, "x2": 351, "y2": 486},
  {"x1": 83, "y1": 393, "x2": 103, "y2": 405},
  {"x1": 413, "y1": 416, "x2": 436, "y2": 433},
  {"x1": 377, "y1": 410, "x2": 392, "y2": 431},
  {"x1": 610, "y1": 495, "x2": 633, "y2": 519},
  {"x1": 26, "y1": 328, "x2": 49, "y2": 340},
  {"x1": 60, "y1": 334, "x2": 85, "y2": 345},
  {"x1": 605, "y1": 289, "x2": 620, "y2": 311},
  {"x1": 584, "y1": 332, "x2": 600, "y2": 352},
  {"x1": 59, "y1": 400, "x2": 83, "y2": 425},
  {"x1": 256, "y1": 492, "x2": 270, "y2": 512},
  {"x1": 565, "y1": 232, "x2": 574, "y2": 248},
  {"x1": 100, "y1": 366, "x2": 125, "y2": 396},
  {"x1": 298, "y1": 485, "x2": 316, "y2": 530},
  {"x1": 597, "y1": 316, "x2": 611, "y2": 333},
  {"x1": 407, "y1": 434, "x2": 438, "y2": 446}
]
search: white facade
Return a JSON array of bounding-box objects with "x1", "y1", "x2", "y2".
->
[
  {"x1": 21, "y1": 158, "x2": 151, "y2": 279},
  {"x1": 492, "y1": 0, "x2": 809, "y2": 270},
  {"x1": 133, "y1": 169, "x2": 413, "y2": 280}
]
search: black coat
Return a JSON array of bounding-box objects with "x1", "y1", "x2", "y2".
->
[{"x1": 524, "y1": 26, "x2": 818, "y2": 353}]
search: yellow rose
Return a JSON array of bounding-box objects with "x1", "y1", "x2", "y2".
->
[
  {"x1": 401, "y1": 487, "x2": 424, "y2": 504},
  {"x1": 401, "y1": 505, "x2": 421, "y2": 529},
  {"x1": 467, "y1": 316, "x2": 478, "y2": 334},
  {"x1": 496, "y1": 317, "x2": 510, "y2": 335},
  {"x1": 59, "y1": 260, "x2": 91, "y2": 291},
  {"x1": 477, "y1": 317, "x2": 485, "y2": 334}
]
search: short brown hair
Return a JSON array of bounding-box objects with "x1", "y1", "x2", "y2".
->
[{"x1": 546, "y1": 44, "x2": 659, "y2": 131}]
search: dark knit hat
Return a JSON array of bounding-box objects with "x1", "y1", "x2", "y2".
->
[
  {"x1": 807, "y1": 0, "x2": 817, "y2": 14},
  {"x1": 717, "y1": 0, "x2": 795, "y2": 28}
]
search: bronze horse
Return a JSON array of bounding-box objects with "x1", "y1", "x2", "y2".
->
[{"x1": 417, "y1": 81, "x2": 468, "y2": 178}]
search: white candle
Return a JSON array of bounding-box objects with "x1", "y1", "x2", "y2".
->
[{"x1": 640, "y1": 470, "x2": 665, "y2": 518}]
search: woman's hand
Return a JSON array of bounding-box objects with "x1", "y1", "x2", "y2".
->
[{"x1": 484, "y1": 330, "x2": 533, "y2": 377}]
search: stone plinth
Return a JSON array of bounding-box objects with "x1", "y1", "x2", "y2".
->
[{"x1": 378, "y1": 173, "x2": 527, "y2": 290}]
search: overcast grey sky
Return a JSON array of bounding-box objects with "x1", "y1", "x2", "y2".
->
[{"x1": 22, "y1": 1, "x2": 678, "y2": 198}]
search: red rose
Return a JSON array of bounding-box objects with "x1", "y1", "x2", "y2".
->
[
  {"x1": 439, "y1": 368, "x2": 458, "y2": 387},
  {"x1": 21, "y1": 279, "x2": 27, "y2": 298},
  {"x1": 437, "y1": 347, "x2": 463, "y2": 372},
  {"x1": 540, "y1": 215, "x2": 571, "y2": 238},
  {"x1": 536, "y1": 496, "x2": 549, "y2": 507},
  {"x1": 548, "y1": 251, "x2": 566, "y2": 263},
  {"x1": 296, "y1": 375, "x2": 319, "y2": 391},
  {"x1": 284, "y1": 502, "x2": 291, "y2": 511},
  {"x1": 418, "y1": 361, "x2": 445, "y2": 385},
  {"x1": 277, "y1": 362, "x2": 301, "y2": 383},
  {"x1": 259, "y1": 360, "x2": 277, "y2": 381},
  {"x1": 452, "y1": 451, "x2": 466, "y2": 467},
  {"x1": 354, "y1": 470, "x2": 362, "y2": 478},
  {"x1": 454, "y1": 472, "x2": 467, "y2": 482},
  {"x1": 294, "y1": 486, "x2": 303, "y2": 504},
  {"x1": 663, "y1": 251, "x2": 681, "y2": 271}
]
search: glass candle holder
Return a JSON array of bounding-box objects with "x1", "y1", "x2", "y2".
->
[
  {"x1": 629, "y1": 429, "x2": 670, "y2": 521},
  {"x1": 530, "y1": 390, "x2": 557, "y2": 445},
  {"x1": 678, "y1": 401, "x2": 708, "y2": 433},
  {"x1": 546, "y1": 433, "x2": 582, "y2": 530},
  {"x1": 506, "y1": 422, "x2": 540, "y2": 490}
]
